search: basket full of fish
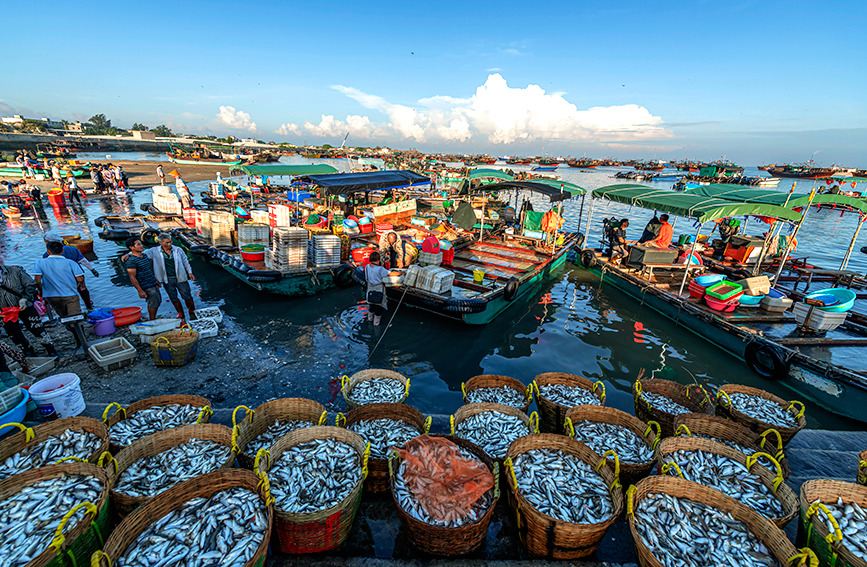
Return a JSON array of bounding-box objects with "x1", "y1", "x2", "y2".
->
[
  {"x1": 92, "y1": 468, "x2": 272, "y2": 567},
  {"x1": 564, "y1": 405, "x2": 660, "y2": 486},
  {"x1": 103, "y1": 395, "x2": 213, "y2": 453},
  {"x1": 106, "y1": 423, "x2": 236, "y2": 519},
  {"x1": 656, "y1": 436, "x2": 798, "y2": 528},
  {"x1": 798, "y1": 479, "x2": 867, "y2": 567},
  {"x1": 254, "y1": 425, "x2": 369, "y2": 554},
  {"x1": 339, "y1": 402, "x2": 429, "y2": 493},
  {"x1": 231, "y1": 398, "x2": 327, "y2": 469},
  {"x1": 716, "y1": 384, "x2": 807, "y2": 445},
  {"x1": 0, "y1": 417, "x2": 108, "y2": 480},
  {"x1": 628, "y1": 475, "x2": 818, "y2": 567},
  {"x1": 504, "y1": 433, "x2": 623, "y2": 559},
  {"x1": 0, "y1": 462, "x2": 111, "y2": 567},
  {"x1": 389, "y1": 434, "x2": 498, "y2": 556},
  {"x1": 532, "y1": 372, "x2": 606, "y2": 433},
  {"x1": 462, "y1": 374, "x2": 532, "y2": 413},
  {"x1": 451, "y1": 402, "x2": 538, "y2": 461},
  {"x1": 632, "y1": 373, "x2": 714, "y2": 437},
  {"x1": 341, "y1": 368, "x2": 409, "y2": 409}
]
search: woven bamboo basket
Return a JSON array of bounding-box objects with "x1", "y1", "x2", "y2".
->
[
  {"x1": 0, "y1": 417, "x2": 109, "y2": 476},
  {"x1": 627, "y1": 475, "x2": 817, "y2": 567},
  {"x1": 451, "y1": 402, "x2": 537, "y2": 463},
  {"x1": 716, "y1": 384, "x2": 807, "y2": 445},
  {"x1": 254, "y1": 426, "x2": 368, "y2": 554},
  {"x1": 102, "y1": 394, "x2": 213, "y2": 453},
  {"x1": 656, "y1": 435, "x2": 798, "y2": 528},
  {"x1": 564, "y1": 405, "x2": 659, "y2": 486},
  {"x1": 673, "y1": 412, "x2": 792, "y2": 480},
  {"x1": 231, "y1": 398, "x2": 328, "y2": 469},
  {"x1": 341, "y1": 368, "x2": 409, "y2": 410},
  {"x1": 858, "y1": 450, "x2": 867, "y2": 486},
  {"x1": 105, "y1": 423, "x2": 236, "y2": 520},
  {"x1": 798, "y1": 479, "x2": 867, "y2": 567},
  {"x1": 92, "y1": 468, "x2": 272, "y2": 567},
  {"x1": 462, "y1": 374, "x2": 532, "y2": 413},
  {"x1": 388, "y1": 435, "x2": 498, "y2": 556},
  {"x1": 632, "y1": 375, "x2": 714, "y2": 438},
  {"x1": 503, "y1": 433, "x2": 623, "y2": 559},
  {"x1": 0, "y1": 462, "x2": 111, "y2": 567},
  {"x1": 148, "y1": 326, "x2": 199, "y2": 367},
  {"x1": 532, "y1": 372, "x2": 606, "y2": 433},
  {"x1": 338, "y1": 402, "x2": 429, "y2": 493}
]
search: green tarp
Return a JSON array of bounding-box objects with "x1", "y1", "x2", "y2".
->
[
  {"x1": 530, "y1": 178, "x2": 586, "y2": 196},
  {"x1": 524, "y1": 210, "x2": 544, "y2": 231},
  {"x1": 592, "y1": 184, "x2": 804, "y2": 223},
  {"x1": 232, "y1": 163, "x2": 338, "y2": 176},
  {"x1": 468, "y1": 168, "x2": 514, "y2": 181},
  {"x1": 686, "y1": 184, "x2": 867, "y2": 213}
]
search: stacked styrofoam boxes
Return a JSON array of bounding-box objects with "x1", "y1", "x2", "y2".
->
[
  {"x1": 418, "y1": 251, "x2": 443, "y2": 266},
  {"x1": 153, "y1": 192, "x2": 182, "y2": 215},
  {"x1": 197, "y1": 211, "x2": 211, "y2": 238},
  {"x1": 210, "y1": 219, "x2": 235, "y2": 247},
  {"x1": 271, "y1": 227, "x2": 307, "y2": 272},
  {"x1": 238, "y1": 223, "x2": 270, "y2": 248},
  {"x1": 308, "y1": 234, "x2": 341, "y2": 267},
  {"x1": 250, "y1": 210, "x2": 270, "y2": 225},
  {"x1": 268, "y1": 203, "x2": 293, "y2": 227},
  {"x1": 406, "y1": 265, "x2": 454, "y2": 294}
]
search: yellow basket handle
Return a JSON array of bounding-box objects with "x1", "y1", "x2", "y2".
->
[
  {"x1": 503, "y1": 456, "x2": 518, "y2": 492},
  {"x1": 645, "y1": 420, "x2": 661, "y2": 450},
  {"x1": 101, "y1": 402, "x2": 125, "y2": 424},
  {"x1": 340, "y1": 375, "x2": 349, "y2": 393},
  {"x1": 532, "y1": 380, "x2": 540, "y2": 399},
  {"x1": 256, "y1": 469, "x2": 275, "y2": 506},
  {"x1": 232, "y1": 405, "x2": 254, "y2": 428},
  {"x1": 806, "y1": 501, "x2": 843, "y2": 545},
  {"x1": 718, "y1": 390, "x2": 733, "y2": 407},
  {"x1": 335, "y1": 412, "x2": 346, "y2": 427},
  {"x1": 404, "y1": 377, "x2": 410, "y2": 396},
  {"x1": 179, "y1": 324, "x2": 192, "y2": 333},
  {"x1": 55, "y1": 456, "x2": 87, "y2": 465},
  {"x1": 50, "y1": 501, "x2": 98, "y2": 552},
  {"x1": 661, "y1": 461, "x2": 685, "y2": 479},
  {"x1": 634, "y1": 379, "x2": 643, "y2": 397},
  {"x1": 317, "y1": 410, "x2": 328, "y2": 425},
  {"x1": 592, "y1": 381, "x2": 606, "y2": 403},
  {"x1": 788, "y1": 548, "x2": 819, "y2": 567},
  {"x1": 388, "y1": 449, "x2": 400, "y2": 478},
  {"x1": 196, "y1": 405, "x2": 213, "y2": 423},
  {"x1": 98, "y1": 451, "x2": 119, "y2": 475},
  {"x1": 527, "y1": 411, "x2": 540, "y2": 434},
  {"x1": 423, "y1": 416, "x2": 432, "y2": 434},
  {"x1": 492, "y1": 461, "x2": 500, "y2": 499},
  {"x1": 450, "y1": 414, "x2": 455, "y2": 435},
  {"x1": 746, "y1": 451, "x2": 785, "y2": 492},
  {"x1": 231, "y1": 424, "x2": 241, "y2": 454},
  {"x1": 596, "y1": 449, "x2": 621, "y2": 491},
  {"x1": 0, "y1": 422, "x2": 34, "y2": 443},
  {"x1": 253, "y1": 448, "x2": 271, "y2": 475},
  {"x1": 675, "y1": 424, "x2": 692, "y2": 437},
  {"x1": 760, "y1": 428, "x2": 785, "y2": 460},
  {"x1": 564, "y1": 416, "x2": 576, "y2": 438},
  {"x1": 626, "y1": 484, "x2": 637, "y2": 519},
  {"x1": 524, "y1": 384, "x2": 533, "y2": 403},
  {"x1": 361, "y1": 442, "x2": 371, "y2": 479},
  {"x1": 91, "y1": 549, "x2": 112, "y2": 567},
  {"x1": 461, "y1": 382, "x2": 467, "y2": 401},
  {"x1": 787, "y1": 400, "x2": 806, "y2": 419},
  {"x1": 155, "y1": 336, "x2": 171, "y2": 347}
]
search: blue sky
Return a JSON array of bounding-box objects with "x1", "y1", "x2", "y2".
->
[{"x1": 3, "y1": 0, "x2": 865, "y2": 164}]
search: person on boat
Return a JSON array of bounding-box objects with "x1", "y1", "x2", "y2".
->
[
  {"x1": 66, "y1": 172, "x2": 83, "y2": 206},
  {"x1": 714, "y1": 217, "x2": 739, "y2": 258},
  {"x1": 174, "y1": 173, "x2": 192, "y2": 208},
  {"x1": 0, "y1": 263, "x2": 57, "y2": 357},
  {"x1": 32, "y1": 240, "x2": 89, "y2": 351},
  {"x1": 610, "y1": 218, "x2": 631, "y2": 264},
  {"x1": 379, "y1": 231, "x2": 417, "y2": 269},
  {"x1": 124, "y1": 237, "x2": 162, "y2": 321},
  {"x1": 122, "y1": 233, "x2": 197, "y2": 321},
  {"x1": 638, "y1": 215, "x2": 662, "y2": 243},
  {"x1": 646, "y1": 214, "x2": 673, "y2": 249},
  {"x1": 363, "y1": 251, "x2": 401, "y2": 327},
  {"x1": 157, "y1": 164, "x2": 166, "y2": 185}
]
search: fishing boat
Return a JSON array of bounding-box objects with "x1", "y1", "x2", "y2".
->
[
  {"x1": 95, "y1": 214, "x2": 188, "y2": 243},
  {"x1": 166, "y1": 153, "x2": 243, "y2": 166},
  {"x1": 532, "y1": 165, "x2": 558, "y2": 172},
  {"x1": 768, "y1": 164, "x2": 835, "y2": 179},
  {"x1": 566, "y1": 159, "x2": 597, "y2": 169}
]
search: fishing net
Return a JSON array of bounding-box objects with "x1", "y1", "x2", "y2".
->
[{"x1": 396, "y1": 435, "x2": 493, "y2": 523}]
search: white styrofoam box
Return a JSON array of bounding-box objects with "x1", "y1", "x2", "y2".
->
[
  {"x1": 189, "y1": 317, "x2": 218, "y2": 338},
  {"x1": 153, "y1": 185, "x2": 172, "y2": 195},
  {"x1": 308, "y1": 234, "x2": 341, "y2": 267},
  {"x1": 409, "y1": 265, "x2": 454, "y2": 294},
  {"x1": 793, "y1": 302, "x2": 847, "y2": 331},
  {"x1": 194, "y1": 307, "x2": 223, "y2": 323},
  {"x1": 250, "y1": 210, "x2": 270, "y2": 224},
  {"x1": 403, "y1": 264, "x2": 421, "y2": 287},
  {"x1": 383, "y1": 274, "x2": 404, "y2": 287},
  {"x1": 418, "y1": 251, "x2": 442, "y2": 266},
  {"x1": 760, "y1": 295, "x2": 793, "y2": 313},
  {"x1": 88, "y1": 338, "x2": 137, "y2": 371},
  {"x1": 131, "y1": 318, "x2": 182, "y2": 336}
]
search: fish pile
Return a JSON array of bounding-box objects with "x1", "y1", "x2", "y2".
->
[
  {"x1": 633, "y1": 493, "x2": 780, "y2": 567},
  {"x1": 347, "y1": 378, "x2": 405, "y2": 405},
  {"x1": 114, "y1": 438, "x2": 232, "y2": 498},
  {"x1": 0, "y1": 428, "x2": 102, "y2": 480},
  {"x1": 347, "y1": 418, "x2": 419, "y2": 458},
  {"x1": 728, "y1": 394, "x2": 798, "y2": 428},
  {"x1": 662, "y1": 449, "x2": 784, "y2": 519},
  {"x1": 115, "y1": 487, "x2": 268, "y2": 567},
  {"x1": 538, "y1": 383, "x2": 601, "y2": 407},
  {"x1": 511, "y1": 448, "x2": 614, "y2": 524},
  {"x1": 811, "y1": 497, "x2": 867, "y2": 561},
  {"x1": 692, "y1": 434, "x2": 780, "y2": 471},
  {"x1": 269, "y1": 438, "x2": 362, "y2": 514},
  {"x1": 569, "y1": 420, "x2": 654, "y2": 464},
  {"x1": 465, "y1": 386, "x2": 526, "y2": 408},
  {"x1": 244, "y1": 419, "x2": 314, "y2": 455},
  {"x1": 640, "y1": 392, "x2": 691, "y2": 415},
  {"x1": 110, "y1": 404, "x2": 204, "y2": 447},
  {"x1": 0, "y1": 474, "x2": 103, "y2": 566},
  {"x1": 454, "y1": 410, "x2": 531, "y2": 459}
]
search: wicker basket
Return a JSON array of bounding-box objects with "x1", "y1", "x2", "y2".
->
[
  {"x1": 798, "y1": 479, "x2": 867, "y2": 567},
  {"x1": 532, "y1": 372, "x2": 606, "y2": 433},
  {"x1": 0, "y1": 462, "x2": 111, "y2": 567},
  {"x1": 231, "y1": 398, "x2": 327, "y2": 469},
  {"x1": 254, "y1": 426, "x2": 368, "y2": 554},
  {"x1": 716, "y1": 384, "x2": 806, "y2": 445},
  {"x1": 656, "y1": 436, "x2": 798, "y2": 528},
  {"x1": 0, "y1": 417, "x2": 109, "y2": 474},
  {"x1": 858, "y1": 450, "x2": 867, "y2": 486},
  {"x1": 92, "y1": 469, "x2": 272, "y2": 567},
  {"x1": 462, "y1": 374, "x2": 532, "y2": 413},
  {"x1": 341, "y1": 368, "x2": 409, "y2": 410},
  {"x1": 628, "y1": 475, "x2": 817, "y2": 567},
  {"x1": 102, "y1": 394, "x2": 213, "y2": 453},
  {"x1": 451, "y1": 402, "x2": 537, "y2": 463},
  {"x1": 148, "y1": 326, "x2": 199, "y2": 367},
  {"x1": 339, "y1": 402, "x2": 428, "y2": 493},
  {"x1": 503, "y1": 433, "x2": 623, "y2": 559},
  {"x1": 673, "y1": 412, "x2": 792, "y2": 480},
  {"x1": 105, "y1": 423, "x2": 236, "y2": 520},
  {"x1": 632, "y1": 376, "x2": 713, "y2": 438},
  {"x1": 564, "y1": 405, "x2": 659, "y2": 486}
]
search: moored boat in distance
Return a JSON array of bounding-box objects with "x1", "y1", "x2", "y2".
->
[{"x1": 768, "y1": 164, "x2": 836, "y2": 179}]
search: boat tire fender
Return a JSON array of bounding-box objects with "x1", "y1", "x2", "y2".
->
[
  {"x1": 207, "y1": 247, "x2": 218, "y2": 258},
  {"x1": 238, "y1": 262, "x2": 252, "y2": 273},
  {"x1": 189, "y1": 245, "x2": 209, "y2": 255},
  {"x1": 503, "y1": 277, "x2": 520, "y2": 302},
  {"x1": 442, "y1": 298, "x2": 487, "y2": 314},
  {"x1": 744, "y1": 342, "x2": 789, "y2": 381},
  {"x1": 101, "y1": 230, "x2": 129, "y2": 241},
  {"x1": 140, "y1": 228, "x2": 160, "y2": 246},
  {"x1": 334, "y1": 264, "x2": 355, "y2": 288},
  {"x1": 247, "y1": 270, "x2": 281, "y2": 280},
  {"x1": 581, "y1": 250, "x2": 597, "y2": 269}
]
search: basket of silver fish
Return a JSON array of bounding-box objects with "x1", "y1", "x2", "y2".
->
[
  {"x1": 656, "y1": 436, "x2": 798, "y2": 528},
  {"x1": 503, "y1": 433, "x2": 623, "y2": 559},
  {"x1": 673, "y1": 412, "x2": 792, "y2": 480},
  {"x1": 0, "y1": 461, "x2": 110, "y2": 567},
  {"x1": 798, "y1": 479, "x2": 867, "y2": 567},
  {"x1": 388, "y1": 434, "x2": 498, "y2": 556},
  {"x1": 627, "y1": 475, "x2": 818, "y2": 567},
  {"x1": 338, "y1": 402, "x2": 429, "y2": 493},
  {"x1": 253, "y1": 425, "x2": 369, "y2": 554},
  {"x1": 451, "y1": 402, "x2": 538, "y2": 462},
  {"x1": 563, "y1": 405, "x2": 660, "y2": 486},
  {"x1": 341, "y1": 368, "x2": 409, "y2": 409},
  {"x1": 632, "y1": 373, "x2": 714, "y2": 437},
  {"x1": 103, "y1": 395, "x2": 213, "y2": 453},
  {"x1": 104, "y1": 423, "x2": 236, "y2": 519},
  {"x1": 231, "y1": 398, "x2": 327, "y2": 469},
  {"x1": 532, "y1": 372, "x2": 606, "y2": 433},
  {"x1": 92, "y1": 468, "x2": 272, "y2": 567},
  {"x1": 858, "y1": 451, "x2": 867, "y2": 486},
  {"x1": 0, "y1": 417, "x2": 108, "y2": 481},
  {"x1": 462, "y1": 374, "x2": 532, "y2": 413},
  {"x1": 716, "y1": 384, "x2": 806, "y2": 445}
]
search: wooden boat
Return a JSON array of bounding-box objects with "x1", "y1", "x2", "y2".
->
[
  {"x1": 62, "y1": 234, "x2": 94, "y2": 255},
  {"x1": 768, "y1": 164, "x2": 835, "y2": 179},
  {"x1": 166, "y1": 153, "x2": 242, "y2": 166},
  {"x1": 532, "y1": 165, "x2": 558, "y2": 172}
]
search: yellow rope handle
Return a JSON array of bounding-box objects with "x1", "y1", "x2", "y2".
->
[
  {"x1": 317, "y1": 410, "x2": 328, "y2": 425},
  {"x1": 492, "y1": 462, "x2": 500, "y2": 499},
  {"x1": 231, "y1": 425, "x2": 241, "y2": 454},
  {"x1": 0, "y1": 422, "x2": 34, "y2": 443},
  {"x1": 196, "y1": 405, "x2": 213, "y2": 424},
  {"x1": 50, "y1": 501, "x2": 97, "y2": 552},
  {"x1": 788, "y1": 548, "x2": 819, "y2": 567},
  {"x1": 335, "y1": 412, "x2": 346, "y2": 427},
  {"x1": 661, "y1": 461, "x2": 685, "y2": 479},
  {"x1": 55, "y1": 456, "x2": 88, "y2": 465},
  {"x1": 387, "y1": 449, "x2": 400, "y2": 478},
  {"x1": 450, "y1": 414, "x2": 455, "y2": 435},
  {"x1": 101, "y1": 402, "x2": 125, "y2": 424},
  {"x1": 787, "y1": 400, "x2": 806, "y2": 419},
  {"x1": 746, "y1": 451, "x2": 785, "y2": 492},
  {"x1": 404, "y1": 378, "x2": 410, "y2": 396},
  {"x1": 634, "y1": 379, "x2": 643, "y2": 397},
  {"x1": 256, "y1": 469, "x2": 275, "y2": 506},
  {"x1": 155, "y1": 336, "x2": 171, "y2": 347},
  {"x1": 423, "y1": 416, "x2": 431, "y2": 434},
  {"x1": 340, "y1": 375, "x2": 350, "y2": 393},
  {"x1": 98, "y1": 451, "x2": 119, "y2": 475},
  {"x1": 253, "y1": 448, "x2": 271, "y2": 475},
  {"x1": 718, "y1": 390, "x2": 733, "y2": 407},
  {"x1": 859, "y1": 460, "x2": 867, "y2": 482},
  {"x1": 360, "y1": 442, "x2": 371, "y2": 479},
  {"x1": 232, "y1": 405, "x2": 254, "y2": 428},
  {"x1": 597, "y1": 449, "x2": 621, "y2": 491},
  {"x1": 675, "y1": 424, "x2": 692, "y2": 437},
  {"x1": 503, "y1": 456, "x2": 518, "y2": 491},
  {"x1": 626, "y1": 484, "x2": 637, "y2": 519},
  {"x1": 759, "y1": 429, "x2": 785, "y2": 461},
  {"x1": 461, "y1": 382, "x2": 467, "y2": 401},
  {"x1": 91, "y1": 549, "x2": 112, "y2": 567},
  {"x1": 645, "y1": 421, "x2": 661, "y2": 450},
  {"x1": 524, "y1": 384, "x2": 533, "y2": 403},
  {"x1": 592, "y1": 381, "x2": 606, "y2": 403},
  {"x1": 564, "y1": 416, "x2": 576, "y2": 438},
  {"x1": 532, "y1": 380, "x2": 540, "y2": 400},
  {"x1": 179, "y1": 324, "x2": 192, "y2": 333},
  {"x1": 806, "y1": 501, "x2": 843, "y2": 544},
  {"x1": 527, "y1": 411, "x2": 540, "y2": 434}
]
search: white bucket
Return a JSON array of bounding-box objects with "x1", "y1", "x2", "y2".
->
[{"x1": 28, "y1": 373, "x2": 85, "y2": 420}]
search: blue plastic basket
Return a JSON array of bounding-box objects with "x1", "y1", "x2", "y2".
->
[
  {"x1": 805, "y1": 288, "x2": 856, "y2": 313},
  {"x1": 0, "y1": 388, "x2": 30, "y2": 437},
  {"x1": 694, "y1": 273, "x2": 726, "y2": 287}
]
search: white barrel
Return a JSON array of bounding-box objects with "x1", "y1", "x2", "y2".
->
[{"x1": 28, "y1": 372, "x2": 85, "y2": 420}]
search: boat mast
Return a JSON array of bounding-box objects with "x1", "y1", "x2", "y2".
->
[
  {"x1": 772, "y1": 189, "x2": 817, "y2": 286},
  {"x1": 677, "y1": 222, "x2": 704, "y2": 296},
  {"x1": 840, "y1": 214, "x2": 866, "y2": 271}
]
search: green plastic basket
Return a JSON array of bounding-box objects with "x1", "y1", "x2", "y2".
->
[{"x1": 706, "y1": 281, "x2": 743, "y2": 301}]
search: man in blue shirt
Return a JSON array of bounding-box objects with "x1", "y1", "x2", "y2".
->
[
  {"x1": 42, "y1": 234, "x2": 97, "y2": 310},
  {"x1": 124, "y1": 237, "x2": 162, "y2": 320},
  {"x1": 32, "y1": 241, "x2": 89, "y2": 350}
]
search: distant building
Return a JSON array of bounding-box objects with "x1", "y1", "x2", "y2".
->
[
  {"x1": 131, "y1": 130, "x2": 156, "y2": 141},
  {"x1": 1, "y1": 115, "x2": 24, "y2": 125},
  {"x1": 66, "y1": 121, "x2": 84, "y2": 133}
]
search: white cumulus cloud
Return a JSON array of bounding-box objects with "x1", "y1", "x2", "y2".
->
[
  {"x1": 303, "y1": 114, "x2": 376, "y2": 139},
  {"x1": 276, "y1": 122, "x2": 301, "y2": 136},
  {"x1": 216, "y1": 106, "x2": 257, "y2": 132}
]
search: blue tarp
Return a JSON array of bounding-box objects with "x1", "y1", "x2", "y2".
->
[{"x1": 303, "y1": 170, "x2": 430, "y2": 194}]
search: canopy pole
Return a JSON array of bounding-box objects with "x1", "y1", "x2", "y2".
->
[
  {"x1": 759, "y1": 181, "x2": 798, "y2": 271},
  {"x1": 584, "y1": 196, "x2": 596, "y2": 252},
  {"x1": 840, "y1": 214, "x2": 865, "y2": 271},
  {"x1": 677, "y1": 222, "x2": 704, "y2": 296},
  {"x1": 773, "y1": 189, "x2": 817, "y2": 286},
  {"x1": 576, "y1": 193, "x2": 586, "y2": 235}
]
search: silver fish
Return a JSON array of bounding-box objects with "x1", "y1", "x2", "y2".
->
[
  {"x1": 0, "y1": 428, "x2": 102, "y2": 480},
  {"x1": 347, "y1": 418, "x2": 419, "y2": 458},
  {"x1": 465, "y1": 386, "x2": 526, "y2": 408},
  {"x1": 570, "y1": 420, "x2": 654, "y2": 464},
  {"x1": 110, "y1": 404, "x2": 203, "y2": 447},
  {"x1": 347, "y1": 378, "x2": 404, "y2": 405},
  {"x1": 727, "y1": 393, "x2": 798, "y2": 428},
  {"x1": 811, "y1": 497, "x2": 867, "y2": 561},
  {"x1": 244, "y1": 419, "x2": 314, "y2": 456},
  {"x1": 538, "y1": 384, "x2": 601, "y2": 408},
  {"x1": 640, "y1": 392, "x2": 691, "y2": 415},
  {"x1": 454, "y1": 410, "x2": 532, "y2": 459}
]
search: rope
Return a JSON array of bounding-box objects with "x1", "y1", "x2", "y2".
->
[{"x1": 367, "y1": 284, "x2": 410, "y2": 362}]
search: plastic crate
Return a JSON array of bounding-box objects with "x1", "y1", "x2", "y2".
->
[
  {"x1": 194, "y1": 307, "x2": 223, "y2": 323},
  {"x1": 736, "y1": 276, "x2": 771, "y2": 296},
  {"x1": 131, "y1": 318, "x2": 182, "y2": 337},
  {"x1": 793, "y1": 302, "x2": 847, "y2": 331},
  {"x1": 706, "y1": 281, "x2": 743, "y2": 301},
  {"x1": 189, "y1": 317, "x2": 219, "y2": 338},
  {"x1": 8, "y1": 356, "x2": 56, "y2": 378},
  {"x1": 88, "y1": 337, "x2": 137, "y2": 371}
]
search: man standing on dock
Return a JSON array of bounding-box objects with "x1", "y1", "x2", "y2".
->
[
  {"x1": 157, "y1": 164, "x2": 166, "y2": 185},
  {"x1": 31, "y1": 241, "x2": 89, "y2": 352},
  {"x1": 124, "y1": 237, "x2": 162, "y2": 321}
]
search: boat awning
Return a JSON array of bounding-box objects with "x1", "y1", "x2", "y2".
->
[
  {"x1": 476, "y1": 180, "x2": 585, "y2": 201},
  {"x1": 686, "y1": 184, "x2": 867, "y2": 213},
  {"x1": 303, "y1": 170, "x2": 430, "y2": 194},
  {"x1": 592, "y1": 184, "x2": 804, "y2": 223},
  {"x1": 816, "y1": 176, "x2": 867, "y2": 182},
  {"x1": 468, "y1": 168, "x2": 514, "y2": 181},
  {"x1": 231, "y1": 163, "x2": 338, "y2": 176}
]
